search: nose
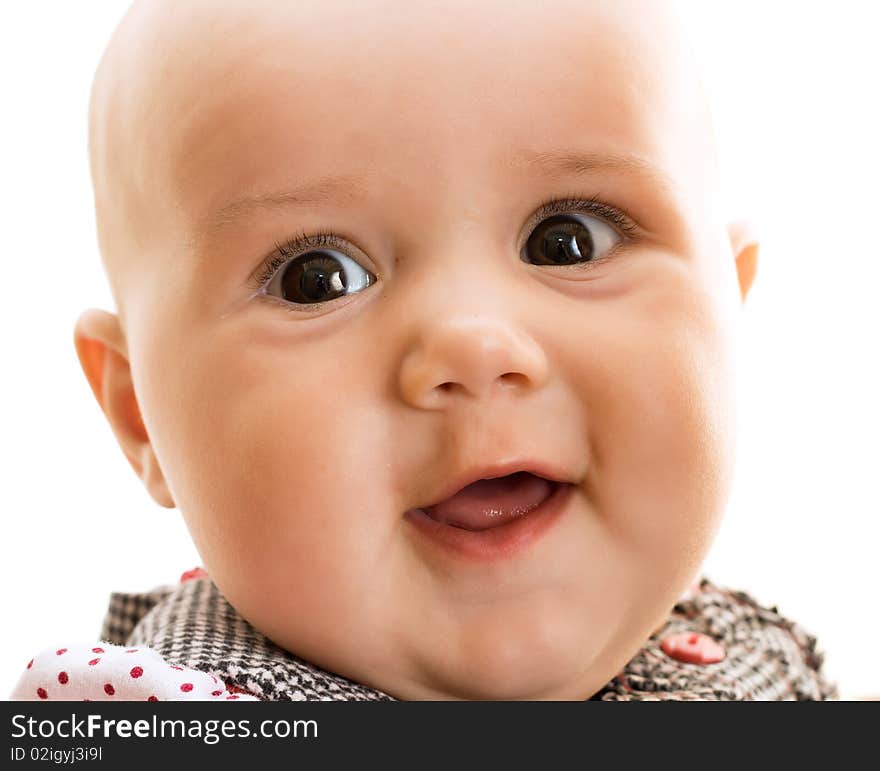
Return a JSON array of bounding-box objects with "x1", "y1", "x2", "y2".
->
[{"x1": 398, "y1": 313, "x2": 550, "y2": 409}]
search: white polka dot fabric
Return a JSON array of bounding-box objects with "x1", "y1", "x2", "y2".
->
[{"x1": 10, "y1": 642, "x2": 260, "y2": 701}]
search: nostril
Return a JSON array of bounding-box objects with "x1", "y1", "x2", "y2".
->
[{"x1": 500, "y1": 372, "x2": 528, "y2": 387}]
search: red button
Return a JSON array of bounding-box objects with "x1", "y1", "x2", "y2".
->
[
  {"x1": 179, "y1": 567, "x2": 209, "y2": 583},
  {"x1": 660, "y1": 631, "x2": 725, "y2": 664}
]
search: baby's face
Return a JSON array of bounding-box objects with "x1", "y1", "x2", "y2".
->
[{"x1": 88, "y1": 0, "x2": 753, "y2": 699}]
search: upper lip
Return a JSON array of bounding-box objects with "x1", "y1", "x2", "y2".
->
[{"x1": 414, "y1": 459, "x2": 578, "y2": 511}]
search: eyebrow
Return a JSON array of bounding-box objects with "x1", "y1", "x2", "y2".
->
[
  {"x1": 196, "y1": 173, "x2": 368, "y2": 240},
  {"x1": 196, "y1": 149, "x2": 671, "y2": 240},
  {"x1": 509, "y1": 148, "x2": 674, "y2": 192}
]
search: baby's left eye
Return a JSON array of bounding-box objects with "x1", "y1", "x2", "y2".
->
[{"x1": 521, "y1": 213, "x2": 620, "y2": 268}]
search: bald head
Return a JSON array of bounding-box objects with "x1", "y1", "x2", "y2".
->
[{"x1": 88, "y1": 0, "x2": 718, "y2": 337}]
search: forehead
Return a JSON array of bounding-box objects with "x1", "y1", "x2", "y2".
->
[{"x1": 132, "y1": 0, "x2": 709, "y2": 242}]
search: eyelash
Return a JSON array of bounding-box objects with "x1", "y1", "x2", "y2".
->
[
  {"x1": 529, "y1": 193, "x2": 640, "y2": 240},
  {"x1": 250, "y1": 193, "x2": 640, "y2": 296}
]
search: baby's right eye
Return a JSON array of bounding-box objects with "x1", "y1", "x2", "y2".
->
[{"x1": 262, "y1": 248, "x2": 376, "y2": 309}]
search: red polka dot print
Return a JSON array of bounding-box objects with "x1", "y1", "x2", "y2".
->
[{"x1": 14, "y1": 640, "x2": 261, "y2": 702}]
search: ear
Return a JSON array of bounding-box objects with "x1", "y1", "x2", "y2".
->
[
  {"x1": 727, "y1": 219, "x2": 760, "y2": 302},
  {"x1": 73, "y1": 308, "x2": 175, "y2": 509}
]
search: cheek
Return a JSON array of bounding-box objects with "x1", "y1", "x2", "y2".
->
[
  {"x1": 563, "y1": 267, "x2": 738, "y2": 565},
  {"x1": 140, "y1": 321, "x2": 396, "y2": 603}
]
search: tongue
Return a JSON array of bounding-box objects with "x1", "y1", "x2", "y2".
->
[{"x1": 424, "y1": 471, "x2": 555, "y2": 531}]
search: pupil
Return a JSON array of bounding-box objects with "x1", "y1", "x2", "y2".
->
[
  {"x1": 549, "y1": 231, "x2": 581, "y2": 263},
  {"x1": 282, "y1": 252, "x2": 348, "y2": 303},
  {"x1": 527, "y1": 215, "x2": 595, "y2": 266}
]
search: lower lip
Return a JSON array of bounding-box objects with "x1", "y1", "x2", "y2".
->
[{"x1": 403, "y1": 481, "x2": 574, "y2": 562}]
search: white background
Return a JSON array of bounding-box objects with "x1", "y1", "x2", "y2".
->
[{"x1": 1, "y1": 1, "x2": 877, "y2": 700}]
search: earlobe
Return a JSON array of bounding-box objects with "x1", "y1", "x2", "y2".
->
[
  {"x1": 73, "y1": 309, "x2": 176, "y2": 509},
  {"x1": 727, "y1": 219, "x2": 760, "y2": 302}
]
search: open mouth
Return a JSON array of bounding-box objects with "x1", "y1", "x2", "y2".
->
[
  {"x1": 403, "y1": 470, "x2": 574, "y2": 561},
  {"x1": 418, "y1": 470, "x2": 559, "y2": 531}
]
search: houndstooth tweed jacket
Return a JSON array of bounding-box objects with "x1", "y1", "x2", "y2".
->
[{"x1": 99, "y1": 576, "x2": 838, "y2": 701}]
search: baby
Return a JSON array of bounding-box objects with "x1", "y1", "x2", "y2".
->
[{"x1": 12, "y1": 0, "x2": 836, "y2": 701}]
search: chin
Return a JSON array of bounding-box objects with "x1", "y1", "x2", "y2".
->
[
  {"x1": 395, "y1": 624, "x2": 607, "y2": 701},
  {"x1": 393, "y1": 664, "x2": 601, "y2": 701}
]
